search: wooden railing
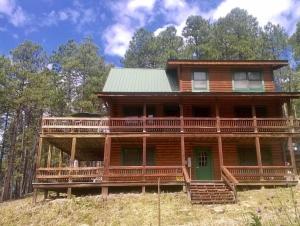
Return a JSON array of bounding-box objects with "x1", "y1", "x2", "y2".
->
[
  {"x1": 225, "y1": 166, "x2": 296, "y2": 182},
  {"x1": 107, "y1": 166, "x2": 183, "y2": 182},
  {"x1": 221, "y1": 166, "x2": 238, "y2": 199},
  {"x1": 36, "y1": 167, "x2": 104, "y2": 183},
  {"x1": 41, "y1": 117, "x2": 299, "y2": 134}
]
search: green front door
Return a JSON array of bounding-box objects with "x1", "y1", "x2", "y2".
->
[{"x1": 194, "y1": 148, "x2": 213, "y2": 180}]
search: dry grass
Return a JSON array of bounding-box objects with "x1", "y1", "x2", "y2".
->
[{"x1": 0, "y1": 186, "x2": 300, "y2": 226}]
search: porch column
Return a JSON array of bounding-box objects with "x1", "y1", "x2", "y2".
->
[
  {"x1": 255, "y1": 137, "x2": 263, "y2": 180},
  {"x1": 288, "y1": 136, "x2": 297, "y2": 175},
  {"x1": 36, "y1": 137, "x2": 43, "y2": 169},
  {"x1": 218, "y1": 136, "x2": 223, "y2": 168},
  {"x1": 47, "y1": 144, "x2": 52, "y2": 168},
  {"x1": 58, "y1": 149, "x2": 62, "y2": 168},
  {"x1": 181, "y1": 135, "x2": 185, "y2": 166},
  {"x1": 215, "y1": 102, "x2": 220, "y2": 132},
  {"x1": 180, "y1": 103, "x2": 184, "y2": 132},
  {"x1": 103, "y1": 136, "x2": 111, "y2": 175},
  {"x1": 142, "y1": 136, "x2": 146, "y2": 193},
  {"x1": 68, "y1": 137, "x2": 77, "y2": 199},
  {"x1": 143, "y1": 103, "x2": 146, "y2": 132},
  {"x1": 287, "y1": 100, "x2": 295, "y2": 133},
  {"x1": 102, "y1": 136, "x2": 111, "y2": 198},
  {"x1": 251, "y1": 104, "x2": 258, "y2": 133}
]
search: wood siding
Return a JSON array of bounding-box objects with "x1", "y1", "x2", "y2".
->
[
  {"x1": 109, "y1": 137, "x2": 285, "y2": 180},
  {"x1": 178, "y1": 66, "x2": 275, "y2": 92}
]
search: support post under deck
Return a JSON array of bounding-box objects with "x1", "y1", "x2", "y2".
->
[
  {"x1": 288, "y1": 136, "x2": 297, "y2": 175},
  {"x1": 255, "y1": 137, "x2": 263, "y2": 180}
]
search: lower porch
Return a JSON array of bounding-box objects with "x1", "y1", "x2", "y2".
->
[{"x1": 33, "y1": 136, "x2": 298, "y2": 189}]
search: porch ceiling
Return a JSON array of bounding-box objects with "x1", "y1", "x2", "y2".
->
[{"x1": 46, "y1": 137, "x2": 104, "y2": 161}]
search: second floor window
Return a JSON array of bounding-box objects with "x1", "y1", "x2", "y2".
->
[
  {"x1": 233, "y1": 71, "x2": 263, "y2": 91},
  {"x1": 193, "y1": 71, "x2": 208, "y2": 91}
]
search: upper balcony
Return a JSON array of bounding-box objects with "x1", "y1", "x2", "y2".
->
[{"x1": 41, "y1": 116, "x2": 300, "y2": 135}]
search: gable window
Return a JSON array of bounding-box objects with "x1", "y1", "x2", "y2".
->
[
  {"x1": 233, "y1": 71, "x2": 263, "y2": 91},
  {"x1": 193, "y1": 71, "x2": 208, "y2": 91}
]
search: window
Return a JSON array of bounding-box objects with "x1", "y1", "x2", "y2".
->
[
  {"x1": 164, "y1": 105, "x2": 180, "y2": 117},
  {"x1": 233, "y1": 71, "x2": 263, "y2": 91},
  {"x1": 237, "y1": 146, "x2": 273, "y2": 166},
  {"x1": 121, "y1": 147, "x2": 156, "y2": 166},
  {"x1": 192, "y1": 106, "x2": 211, "y2": 117},
  {"x1": 123, "y1": 106, "x2": 143, "y2": 117},
  {"x1": 193, "y1": 71, "x2": 208, "y2": 91}
]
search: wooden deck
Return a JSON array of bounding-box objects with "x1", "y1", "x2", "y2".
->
[
  {"x1": 34, "y1": 165, "x2": 297, "y2": 188},
  {"x1": 41, "y1": 117, "x2": 300, "y2": 134}
]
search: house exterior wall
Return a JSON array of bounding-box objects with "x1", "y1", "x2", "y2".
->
[{"x1": 178, "y1": 65, "x2": 275, "y2": 92}]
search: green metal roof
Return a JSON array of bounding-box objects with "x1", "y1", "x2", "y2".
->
[{"x1": 102, "y1": 68, "x2": 179, "y2": 92}]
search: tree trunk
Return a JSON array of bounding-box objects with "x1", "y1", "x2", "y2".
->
[
  {"x1": 1, "y1": 110, "x2": 20, "y2": 201},
  {"x1": 0, "y1": 112, "x2": 9, "y2": 179}
]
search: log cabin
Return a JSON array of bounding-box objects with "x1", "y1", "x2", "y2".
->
[{"x1": 33, "y1": 60, "x2": 300, "y2": 204}]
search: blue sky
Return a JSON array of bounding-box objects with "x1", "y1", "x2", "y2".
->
[{"x1": 1, "y1": 0, "x2": 300, "y2": 66}]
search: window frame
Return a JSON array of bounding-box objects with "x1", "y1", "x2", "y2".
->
[
  {"x1": 192, "y1": 71, "x2": 209, "y2": 92},
  {"x1": 233, "y1": 70, "x2": 264, "y2": 92}
]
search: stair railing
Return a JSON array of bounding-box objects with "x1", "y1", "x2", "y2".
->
[
  {"x1": 182, "y1": 165, "x2": 191, "y2": 199},
  {"x1": 221, "y1": 166, "x2": 238, "y2": 201}
]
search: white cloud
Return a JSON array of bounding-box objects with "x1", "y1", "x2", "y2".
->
[
  {"x1": 208, "y1": 0, "x2": 300, "y2": 34},
  {"x1": 104, "y1": 24, "x2": 134, "y2": 56},
  {"x1": 0, "y1": 0, "x2": 27, "y2": 26},
  {"x1": 127, "y1": 0, "x2": 156, "y2": 12},
  {"x1": 104, "y1": 0, "x2": 157, "y2": 56}
]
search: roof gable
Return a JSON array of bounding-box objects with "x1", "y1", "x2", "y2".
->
[{"x1": 103, "y1": 68, "x2": 179, "y2": 92}]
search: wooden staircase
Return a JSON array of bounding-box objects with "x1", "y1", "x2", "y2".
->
[{"x1": 189, "y1": 181, "x2": 236, "y2": 204}]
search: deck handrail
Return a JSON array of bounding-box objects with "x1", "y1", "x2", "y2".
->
[{"x1": 41, "y1": 116, "x2": 299, "y2": 134}]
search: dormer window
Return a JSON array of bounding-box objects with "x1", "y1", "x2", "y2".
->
[
  {"x1": 193, "y1": 71, "x2": 208, "y2": 91},
  {"x1": 233, "y1": 71, "x2": 263, "y2": 92}
]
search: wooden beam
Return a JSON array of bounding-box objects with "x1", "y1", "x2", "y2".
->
[
  {"x1": 32, "y1": 188, "x2": 38, "y2": 204},
  {"x1": 143, "y1": 103, "x2": 146, "y2": 132},
  {"x1": 252, "y1": 104, "x2": 258, "y2": 133},
  {"x1": 103, "y1": 136, "x2": 111, "y2": 177},
  {"x1": 215, "y1": 102, "x2": 220, "y2": 133},
  {"x1": 218, "y1": 136, "x2": 223, "y2": 167},
  {"x1": 255, "y1": 137, "x2": 263, "y2": 180},
  {"x1": 58, "y1": 150, "x2": 62, "y2": 168},
  {"x1": 47, "y1": 144, "x2": 52, "y2": 168},
  {"x1": 69, "y1": 137, "x2": 76, "y2": 166},
  {"x1": 143, "y1": 137, "x2": 146, "y2": 166},
  {"x1": 181, "y1": 135, "x2": 185, "y2": 166},
  {"x1": 180, "y1": 103, "x2": 184, "y2": 132},
  {"x1": 36, "y1": 137, "x2": 43, "y2": 169},
  {"x1": 288, "y1": 136, "x2": 297, "y2": 174}
]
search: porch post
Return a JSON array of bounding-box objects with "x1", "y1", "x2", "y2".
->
[
  {"x1": 287, "y1": 100, "x2": 295, "y2": 133},
  {"x1": 251, "y1": 104, "x2": 258, "y2": 133},
  {"x1": 102, "y1": 136, "x2": 111, "y2": 198},
  {"x1": 218, "y1": 136, "x2": 223, "y2": 169},
  {"x1": 142, "y1": 136, "x2": 146, "y2": 193},
  {"x1": 143, "y1": 103, "x2": 146, "y2": 132},
  {"x1": 255, "y1": 137, "x2": 263, "y2": 180},
  {"x1": 180, "y1": 103, "x2": 184, "y2": 132},
  {"x1": 47, "y1": 144, "x2": 52, "y2": 168},
  {"x1": 58, "y1": 149, "x2": 62, "y2": 168},
  {"x1": 288, "y1": 136, "x2": 297, "y2": 175},
  {"x1": 215, "y1": 102, "x2": 220, "y2": 132},
  {"x1": 36, "y1": 137, "x2": 43, "y2": 169},
  {"x1": 181, "y1": 135, "x2": 185, "y2": 166},
  {"x1": 68, "y1": 137, "x2": 76, "y2": 199}
]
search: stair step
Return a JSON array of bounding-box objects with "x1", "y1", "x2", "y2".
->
[{"x1": 188, "y1": 181, "x2": 236, "y2": 205}]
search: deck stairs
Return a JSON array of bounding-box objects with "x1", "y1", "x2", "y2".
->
[{"x1": 189, "y1": 180, "x2": 236, "y2": 204}]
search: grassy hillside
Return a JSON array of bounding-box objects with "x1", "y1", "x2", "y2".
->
[{"x1": 0, "y1": 187, "x2": 300, "y2": 226}]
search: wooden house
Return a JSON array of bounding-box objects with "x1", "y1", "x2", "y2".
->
[{"x1": 33, "y1": 60, "x2": 300, "y2": 204}]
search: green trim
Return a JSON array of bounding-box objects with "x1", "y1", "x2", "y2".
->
[
  {"x1": 192, "y1": 70, "x2": 209, "y2": 92},
  {"x1": 232, "y1": 70, "x2": 265, "y2": 92}
]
